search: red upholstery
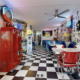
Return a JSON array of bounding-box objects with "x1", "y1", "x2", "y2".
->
[
  {"x1": 62, "y1": 51, "x2": 79, "y2": 63},
  {"x1": 58, "y1": 59, "x2": 77, "y2": 67},
  {"x1": 54, "y1": 45, "x2": 57, "y2": 48},
  {"x1": 62, "y1": 45, "x2": 64, "y2": 48},
  {"x1": 74, "y1": 46, "x2": 77, "y2": 48},
  {"x1": 59, "y1": 51, "x2": 80, "y2": 67}
]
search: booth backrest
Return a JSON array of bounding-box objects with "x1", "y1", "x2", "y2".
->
[
  {"x1": 68, "y1": 43, "x2": 75, "y2": 48},
  {"x1": 42, "y1": 40, "x2": 46, "y2": 46},
  {"x1": 46, "y1": 41, "x2": 53, "y2": 50},
  {"x1": 71, "y1": 42, "x2": 77, "y2": 45},
  {"x1": 32, "y1": 42, "x2": 35, "y2": 46}
]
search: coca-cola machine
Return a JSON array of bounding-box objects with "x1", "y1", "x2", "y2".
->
[{"x1": 0, "y1": 27, "x2": 22, "y2": 72}]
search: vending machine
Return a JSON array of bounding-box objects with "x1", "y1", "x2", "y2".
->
[{"x1": 0, "y1": 27, "x2": 22, "y2": 72}]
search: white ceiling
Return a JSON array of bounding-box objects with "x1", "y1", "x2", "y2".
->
[{"x1": 0, "y1": 0, "x2": 80, "y2": 30}]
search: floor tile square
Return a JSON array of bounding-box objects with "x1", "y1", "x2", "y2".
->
[
  {"x1": 56, "y1": 72, "x2": 70, "y2": 79},
  {"x1": 24, "y1": 62, "x2": 32, "y2": 66},
  {"x1": 12, "y1": 77, "x2": 24, "y2": 80},
  {"x1": 27, "y1": 60, "x2": 34, "y2": 62},
  {"x1": 47, "y1": 78, "x2": 59, "y2": 80},
  {"x1": 46, "y1": 61, "x2": 53, "y2": 64},
  {"x1": 26, "y1": 70, "x2": 37, "y2": 77},
  {"x1": 31, "y1": 56, "x2": 36, "y2": 58},
  {"x1": 21, "y1": 66, "x2": 30, "y2": 70},
  {"x1": 41, "y1": 55, "x2": 46, "y2": 57},
  {"x1": 36, "y1": 56, "x2": 41, "y2": 58},
  {"x1": 32, "y1": 63, "x2": 39, "y2": 66},
  {"x1": 41, "y1": 57, "x2": 46, "y2": 58},
  {"x1": 40, "y1": 58, "x2": 46, "y2": 61},
  {"x1": 15, "y1": 70, "x2": 28, "y2": 77},
  {"x1": 35, "y1": 58, "x2": 40, "y2": 60},
  {"x1": 33, "y1": 60, "x2": 40, "y2": 63},
  {"x1": 54, "y1": 64, "x2": 58, "y2": 67},
  {"x1": 47, "y1": 72, "x2": 58, "y2": 79},
  {"x1": 38, "y1": 67, "x2": 46, "y2": 71},
  {"x1": 0, "y1": 72, "x2": 7, "y2": 75},
  {"x1": 47, "y1": 64, "x2": 54, "y2": 67},
  {"x1": 0, "y1": 75, "x2": 4, "y2": 79},
  {"x1": 29, "y1": 58, "x2": 35, "y2": 60},
  {"x1": 29, "y1": 66, "x2": 38, "y2": 71},
  {"x1": 19, "y1": 62, "x2": 25, "y2": 65},
  {"x1": 47, "y1": 67, "x2": 56, "y2": 72},
  {"x1": 1, "y1": 75, "x2": 14, "y2": 80},
  {"x1": 24, "y1": 77, "x2": 35, "y2": 80},
  {"x1": 35, "y1": 78, "x2": 47, "y2": 80},
  {"x1": 40, "y1": 60, "x2": 46, "y2": 63},
  {"x1": 15, "y1": 65, "x2": 23, "y2": 70},
  {"x1": 36, "y1": 71, "x2": 47, "y2": 78},
  {"x1": 21, "y1": 60, "x2": 28, "y2": 62},
  {"x1": 47, "y1": 59, "x2": 52, "y2": 60},
  {"x1": 6, "y1": 70, "x2": 18, "y2": 76},
  {"x1": 39, "y1": 63, "x2": 46, "y2": 67}
]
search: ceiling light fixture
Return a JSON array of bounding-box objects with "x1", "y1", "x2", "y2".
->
[{"x1": 55, "y1": 16, "x2": 57, "y2": 18}]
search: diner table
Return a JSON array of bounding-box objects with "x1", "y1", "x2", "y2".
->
[
  {"x1": 52, "y1": 48, "x2": 80, "y2": 74},
  {"x1": 48, "y1": 43, "x2": 63, "y2": 47},
  {"x1": 52, "y1": 48, "x2": 80, "y2": 54}
]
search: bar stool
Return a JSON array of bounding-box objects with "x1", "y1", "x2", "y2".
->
[{"x1": 58, "y1": 51, "x2": 80, "y2": 78}]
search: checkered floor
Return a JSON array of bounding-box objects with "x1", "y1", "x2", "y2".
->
[{"x1": 0, "y1": 46, "x2": 79, "y2": 80}]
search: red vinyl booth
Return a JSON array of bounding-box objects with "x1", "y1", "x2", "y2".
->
[{"x1": 0, "y1": 27, "x2": 22, "y2": 72}]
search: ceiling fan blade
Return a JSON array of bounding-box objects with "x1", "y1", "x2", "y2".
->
[
  {"x1": 44, "y1": 13, "x2": 55, "y2": 16},
  {"x1": 58, "y1": 9, "x2": 70, "y2": 15},
  {"x1": 49, "y1": 17, "x2": 54, "y2": 20},
  {"x1": 58, "y1": 16, "x2": 66, "y2": 19}
]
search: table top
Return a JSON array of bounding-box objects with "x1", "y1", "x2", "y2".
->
[
  {"x1": 52, "y1": 48, "x2": 63, "y2": 54},
  {"x1": 52, "y1": 48, "x2": 80, "y2": 54},
  {"x1": 48, "y1": 43, "x2": 63, "y2": 47}
]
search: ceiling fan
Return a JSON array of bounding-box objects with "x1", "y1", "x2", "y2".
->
[{"x1": 44, "y1": 9, "x2": 70, "y2": 20}]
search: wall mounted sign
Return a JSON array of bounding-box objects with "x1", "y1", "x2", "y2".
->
[
  {"x1": 66, "y1": 19, "x2": 72, "y2": 28},
  {"x1": 1, "y1": 6, "x2": 13, "y2": 22}
]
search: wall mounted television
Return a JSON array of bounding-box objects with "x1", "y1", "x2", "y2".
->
[{"x1": 42, "y1": 31, "x2": 52, "y2": 37}]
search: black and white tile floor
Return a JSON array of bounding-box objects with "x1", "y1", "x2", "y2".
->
[{"x1": 0, "y1": 46, "x2": 79, "y2": 80}]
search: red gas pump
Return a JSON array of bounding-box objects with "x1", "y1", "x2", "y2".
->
[{"x1": 0, "y1": 27, "x2": 22, "y2": 72}]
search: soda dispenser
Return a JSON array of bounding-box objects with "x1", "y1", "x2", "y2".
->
[{"x1": 0, "y1": 27, "x2": 22, "y2": 72}]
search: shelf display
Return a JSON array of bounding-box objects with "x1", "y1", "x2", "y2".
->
[{"x1": 13, "y1": 20, "x2": 27, "y2": 53}]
